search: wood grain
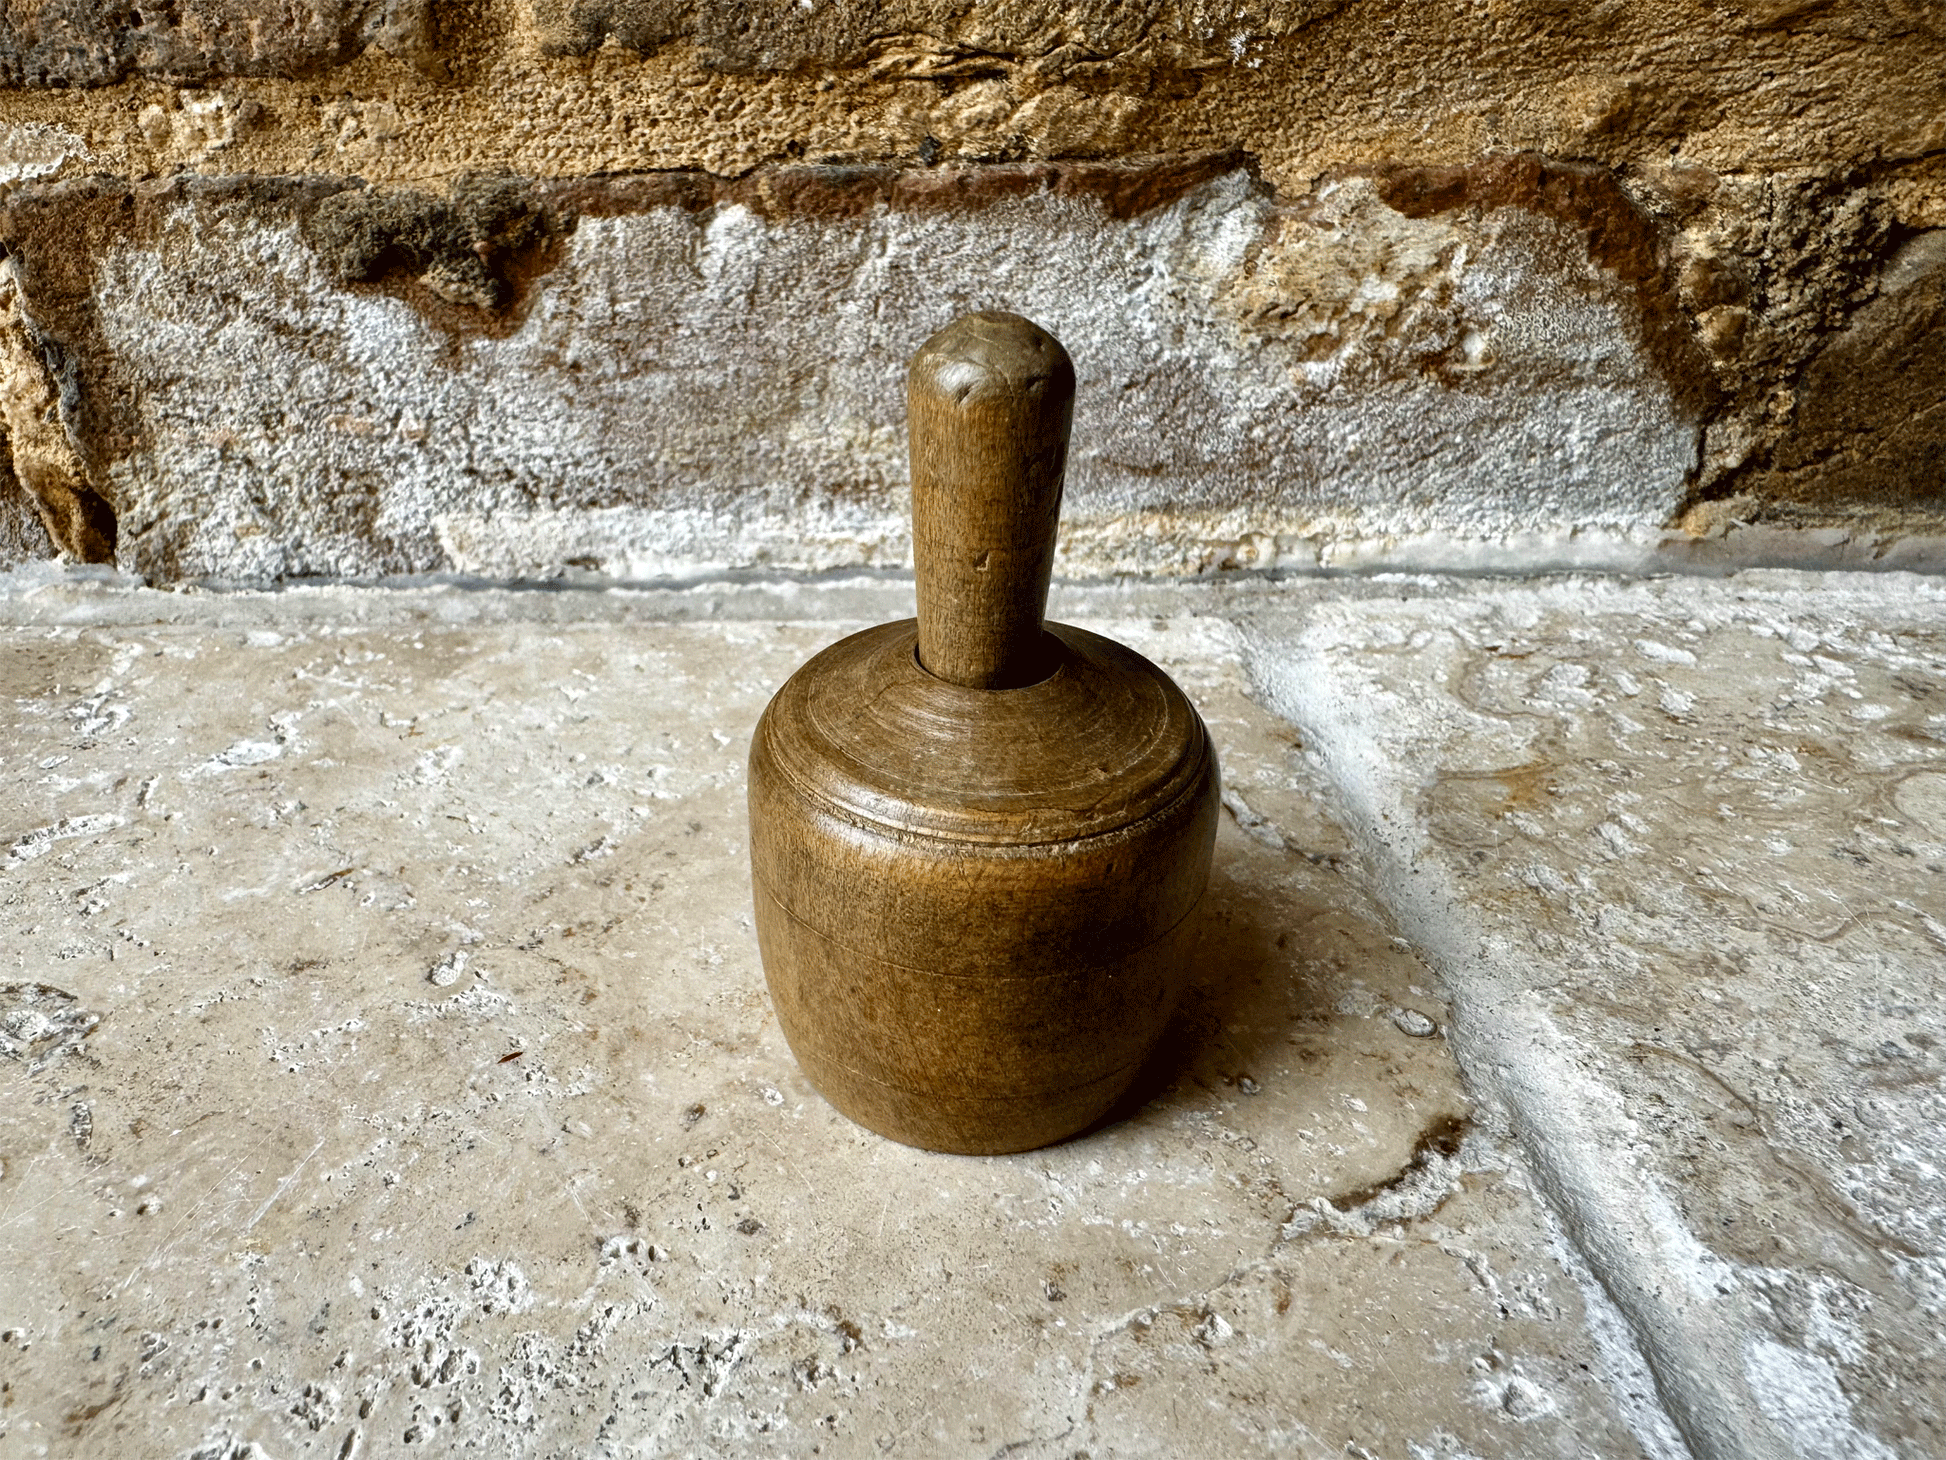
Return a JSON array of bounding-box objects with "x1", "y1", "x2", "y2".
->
[
  {"x1": 748, "y1": 314, "x2": 1218, "y2": 1155},
  {"x1": 909, "y1": 311, "x2": 1074, "y2": 691}
]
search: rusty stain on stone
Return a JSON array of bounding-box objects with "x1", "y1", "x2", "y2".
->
[{"x1": 1733, "y1": 238, "x2": 1946, "y2": 513}]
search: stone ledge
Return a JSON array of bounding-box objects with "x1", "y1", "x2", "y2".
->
[
  {"x1": 3, "y1": 566, "x2": 1943, "y2": 1457},
  {"x1": 1241, "y1": 569, "x2": 1946, "y2": 1459},
  {"x1": 0, "y1": 572, "x2": 1653, "y2": 1458}
]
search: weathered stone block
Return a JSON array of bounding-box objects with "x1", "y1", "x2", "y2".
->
[
  {"x1": 529, "y1": 0, "x2": 1350, "y2": 70},
  {"x1": 0, "y1": 461, "x2": 53, "y2": 566},
  {"x1": 306, "y1": 176, "x2": 558, "y2": 311},
  {"x1": 0, "y1": 0, "x2": 434, "y2": 88},
  {"x1": 0, "y1": 158, "x2": 1708, "y2": 584},
  {"x1": 0, "y1": 254, "x2": 114, "y2": 562},
  {"x1": 1745, "y1": 232, "x2": 1946, "y2": 511}
]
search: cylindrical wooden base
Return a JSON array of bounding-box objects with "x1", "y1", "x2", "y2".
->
[
  {"x1": 753, "y1": 859, "x2": 1206, "y2": 1154},
  {"x1": 747, "y1": 620, "x2": 1219, "y2": 1155}
]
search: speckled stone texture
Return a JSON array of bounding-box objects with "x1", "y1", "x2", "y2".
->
[
  {"x1": 3, "y1": 566, "x2": 1943, "y2": 1459},
  {"x1": 0, "y1": 164, "x2": 1710, "y2": 584},
  {"x1": 1241, "y1": 570, "x2": 1946, "y2": 1460},
  {"x1": 0, "y1": 573, "x2": 1662, "y2": 1460},
  {"x1": 0, "y1": 0, "x2": 434, "y2": 88}
]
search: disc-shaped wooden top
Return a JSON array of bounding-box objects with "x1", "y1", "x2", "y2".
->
[{"x1": 756, "y1": 618, "x2": 1211, "y2": 847}]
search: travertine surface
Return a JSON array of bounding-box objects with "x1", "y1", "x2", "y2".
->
[
  {"x1": 9, "y1": 564, "x2": 1944, "y2": 1458},
  {"x1": 0, "y1": 574, "x2": 1659, "y2": 1459},
  {"x1": 1241, "y1": 571, "x2": 1946, "y2": 1460}
]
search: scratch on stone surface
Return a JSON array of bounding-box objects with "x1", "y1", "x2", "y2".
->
[
  {"x1": 990, "y1": 1420, "x2": 1075, "y2": 1458},
  {"x1": 1221, "y1": 785, "x2": 1287, "y2": 849},
  {"x1": 755, "y1": 1127, "x2": 818, "y2": 1209},
  {"x1": 119, "y1": 1129, "x2": 276, "y2": 1294},
  {"x1": 242, "y1": 1135, "x2": 326, "y2": 1234}
]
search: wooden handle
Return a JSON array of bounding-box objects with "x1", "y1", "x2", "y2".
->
[{"x1": 908, "y1": 311, "x2": 1075, "y2": 690}]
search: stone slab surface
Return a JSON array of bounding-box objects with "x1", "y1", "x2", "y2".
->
[
  {"x1": 0, "y1": 575, "x2": 1656, "y2": 1459},
  {"x1": 1238, "y1": 571, "x2": 1946, "y2": 1460}
]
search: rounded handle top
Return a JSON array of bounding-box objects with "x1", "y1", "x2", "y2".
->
[{"x1": 908, "y1": 311, "x2": 1075, "y2": 690}]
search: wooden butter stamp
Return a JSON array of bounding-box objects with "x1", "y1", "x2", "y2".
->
[{"x1": 748, "y1": 311, "x2": 1220, "y2": 1154}]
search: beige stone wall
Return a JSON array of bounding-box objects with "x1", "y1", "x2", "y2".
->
[{"x1": 0, "y1": 1, "x2": 1941, "y2": 577}]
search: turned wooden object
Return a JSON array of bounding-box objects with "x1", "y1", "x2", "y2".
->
[{"x1": 747, "y1": 311, "x2": 1220, "y2": 1155}]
